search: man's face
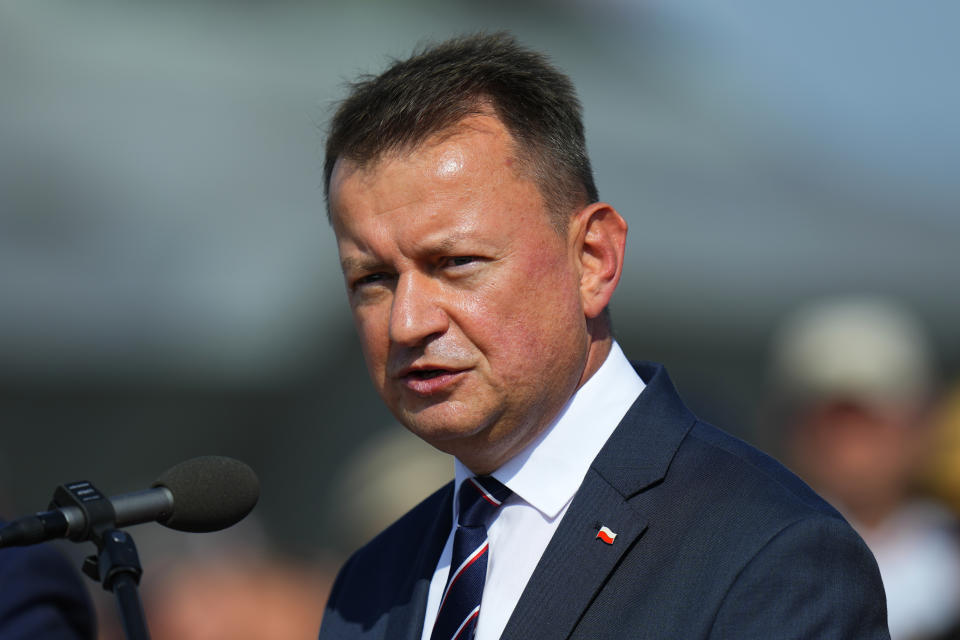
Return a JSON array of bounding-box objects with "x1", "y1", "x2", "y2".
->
[{"x1": 329, "y1": 115, "x2": 590, "y2": 473}]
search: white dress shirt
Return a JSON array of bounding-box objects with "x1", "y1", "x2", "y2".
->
[{"x1": 420, "y1": 342, "x2": 645, "y2": 640}]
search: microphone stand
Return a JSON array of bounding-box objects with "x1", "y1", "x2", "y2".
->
[
  {"x1": 51, "y1": 481, "x2": 151, "y2": 640},
  {"x1": 84, "y1": 528, "x2": 150, "y2": 640}
]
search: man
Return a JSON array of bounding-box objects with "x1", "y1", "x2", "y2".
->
[{"x1": 319, "y1": 33, "x2": 889, "y2": 639}]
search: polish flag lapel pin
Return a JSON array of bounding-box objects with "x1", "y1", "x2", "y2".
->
[{"x1": 596, "y1": 525, "x2": 617, "y2": 545}]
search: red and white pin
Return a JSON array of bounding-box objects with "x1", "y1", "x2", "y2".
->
[{"x1": 596, "y1": 525, "x2": 617, "y2": 545}]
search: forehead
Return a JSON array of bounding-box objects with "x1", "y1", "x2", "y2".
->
[{"x1": 328, "y1": 116, "x2": 526, "y2": 222}]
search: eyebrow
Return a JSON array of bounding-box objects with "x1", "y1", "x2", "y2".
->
[
  {"x1": 340, "y1": 256, "x2": 387, "y2": 274},
  {"x1": 338, "y1": 229, "x2": 480, "y2": 273},
  {"x1": 420, "y1": 229, "x2": 477, "y2": 254},
  {"x1": 425, "y1": 236, "x2": 461, "y2": 256}
]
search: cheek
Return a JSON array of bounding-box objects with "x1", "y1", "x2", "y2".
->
[
  {"x1": 465, "y1": 252, "x2": 582, "y2": 367},
  {"x1": 516, "y1": 247, "x2": 583, "y2": 319},
  {"x1": 353, "y1": 309, "x2": 389, "y2": 371}
]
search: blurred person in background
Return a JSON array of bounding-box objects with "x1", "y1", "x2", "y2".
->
[
  {"x1": 770, "y1": 295, "x2": 960, "y2": 640},
  {"x1": 327, "y1": 428, "x2": 455, "y2": 555},
  {"x1": 107, "y1": 516, "x2": 334, "y2": 640},
  {"x1": 143, "y1": 555, "x2": 330, "y2": 640},
  {"x1": 319, "y1": 32, "x2": 888, "y2": 639}
]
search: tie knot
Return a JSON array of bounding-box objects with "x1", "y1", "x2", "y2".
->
[{"x1": 457, "y1": 476, "x2": 511, "y2": 527}]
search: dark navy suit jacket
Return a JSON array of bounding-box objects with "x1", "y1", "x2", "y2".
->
[
  {"x1": 0, "y1": 536, "x2": 96, "y2": 640},
  {"x1": 319, "y1": 363, "x2": 890, "y2": 639}
]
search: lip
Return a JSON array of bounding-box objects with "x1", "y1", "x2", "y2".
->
[{"x1": 396, "y1": 366, "x2": 468, "y2": 395}]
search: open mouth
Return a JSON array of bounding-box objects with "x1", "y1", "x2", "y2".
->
[
  {"x1": 399, "y1": 366, "x2": 466, "y2": 394},
  {"x1": 408, "y1": 369, "x2": 449, "y2": 380}
]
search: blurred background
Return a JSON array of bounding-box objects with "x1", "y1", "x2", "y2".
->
[{"x1": 1, "y1": 1, "x2": 959, "y2": 638}]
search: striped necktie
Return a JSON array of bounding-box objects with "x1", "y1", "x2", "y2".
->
[{"x1": 430, "y1": 476, "x2": 512, "y2": 640}]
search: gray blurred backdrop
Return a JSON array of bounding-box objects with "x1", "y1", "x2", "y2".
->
[{"x1": 1, "y1": 0, "x2": 958, "y2": 557}]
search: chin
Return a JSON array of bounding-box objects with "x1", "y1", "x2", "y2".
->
[
  {"x1": 397, "y1": 407, "x2": 494, "y2": 448},
  {"x1": 402, "y1": 418, "x2": 484, "y2": 444}
]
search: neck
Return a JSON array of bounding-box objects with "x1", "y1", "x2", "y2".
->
[{"x1": 577, "y1": 316, "x2": 613, "y2": 390}]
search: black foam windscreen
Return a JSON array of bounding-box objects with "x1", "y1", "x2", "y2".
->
[{"x1": 151, "y1": 456, "x2": 259, "y2": 533}]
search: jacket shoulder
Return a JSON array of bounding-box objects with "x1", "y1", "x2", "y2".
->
[
  {"x1": 683, "y1": 419, "x2": 842, "y2": 520},
  {"x1": 676, "y1": 421, "x2": 888, "y2": 636}
]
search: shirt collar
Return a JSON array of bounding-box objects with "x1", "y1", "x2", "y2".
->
[{"x1": 454, "y1": 341, "x2": 645, "y2": 520}]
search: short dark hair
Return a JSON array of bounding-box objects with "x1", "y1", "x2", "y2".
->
[{"x1": 324, "y1": 32, "x2": 598, "y2": 227}]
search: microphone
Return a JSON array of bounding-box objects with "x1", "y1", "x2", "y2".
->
[{"x1": 0, "y1": 456, "x2": 259, "y2": 548}]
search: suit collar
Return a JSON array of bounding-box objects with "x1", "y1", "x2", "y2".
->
[
  {"x1": 500, "y1": 361, "x2": 696, "y2": 640},
  {"x1": 483, "y1": 341, "x2": 645, "y2": 520},
  {"x1": 591, "y1": 361, "x2": 696, "y2": 497}
]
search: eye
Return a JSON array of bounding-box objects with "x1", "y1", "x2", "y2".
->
[
  {"x1": 352, "y1": 272, "x2": 392, "y2": 289},
  {"x1": 443, "y1": 256, "x2": 479, "y2": 268}
]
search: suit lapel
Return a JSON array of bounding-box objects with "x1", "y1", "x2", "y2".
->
[
  {"x1": 500, "y1": 469, "x2": 648, "y2": 639},
  {"x1": 500, "y1": 363, "x2": 695, "y2": 640},
  {"x1": 384, "y1": 482, "x2": 455, "y2": 640}
]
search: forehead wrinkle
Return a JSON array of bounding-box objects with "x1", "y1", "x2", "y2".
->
[
  {"x1": 409, "y1": 217, "x2": 489, "y2": 256},
  {"x1": 332, "y1": 162, "x2": 421, "y2": 226}
]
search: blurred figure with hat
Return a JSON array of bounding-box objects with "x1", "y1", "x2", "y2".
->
[{"x1": 770, "y1": 295, "x2": 960, "y2": 640}]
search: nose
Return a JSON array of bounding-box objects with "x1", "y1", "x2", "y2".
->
[{"x1": 389, "y1": 271, "x2": 449, "y2": 346}]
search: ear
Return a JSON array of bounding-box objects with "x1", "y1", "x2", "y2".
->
[{"x1": 570, "y1": 202, "x2": 628, "y2": 319}]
